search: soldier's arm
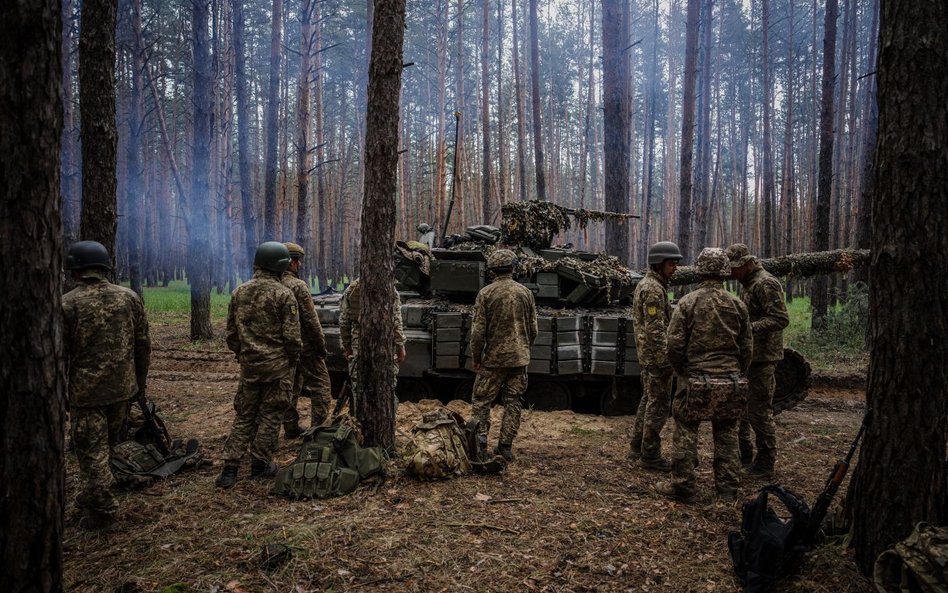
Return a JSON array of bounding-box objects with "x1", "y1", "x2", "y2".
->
[
  {"x1": 295, "y1": 283, "x2": 325, "y2": 355},
  {"x1": 132, "y1": 294, "x2": 151, "y2": 390},
  {"x1": 283, "y1": 294, "x2": 302, "y2": 365},
  {"x1": 393, "y1": 289, "x2": 406, "y2": 348},
  {"x1": 225, "y1": 297, "x2": 241, "y2": 355},
  {"x1": 751, "y1": 278, "x2": 790, "y2": 334},
  {"x1": 665, "y1": 306, "x2": 688, "y2": 377},
  {"x1": 339, "y1": 288, "x2": 353, "y2": 354},
  {"x1": 527, "y1": 291, "x2": 538, "y2": 345},
  {"x1": 737, "y1": 301, "x2": 754, "y2": 373},
  {"x1": 469, "y1": 292, "x2": 486, "y2": 367},
  {"x1": 639, "y1": 286, "x2": 671, "y2": 369}
]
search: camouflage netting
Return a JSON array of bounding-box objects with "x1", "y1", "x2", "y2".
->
[{"x1": 501, "y1": 201, "x2": 571, "y2": 249}]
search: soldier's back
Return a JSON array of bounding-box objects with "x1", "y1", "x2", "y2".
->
[
  {"x1": 676, "y1": 283, "x2": 749, "y2": 375},
  {"x1": 231, "y1": 275, "x2": 296, "y2": 377}
]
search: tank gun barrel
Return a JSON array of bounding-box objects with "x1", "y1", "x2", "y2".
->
[{"x1": 667, "y1": 248, "x2": 870, "y2": 286}]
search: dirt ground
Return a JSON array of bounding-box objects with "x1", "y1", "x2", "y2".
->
[{"x1": 63, "y1": 319, "x2": 872, "y2": 593}]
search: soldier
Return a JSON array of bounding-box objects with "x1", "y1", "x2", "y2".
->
[
  {"x1": 655, "y1": 248, "x2": 753, "y2": 503},
  {"x1": 628, "y1": 241, "x2": 683, "y2": 471},
  {"x1": 416, "y1": 223, "x2": 435, "y2": 250},
  {"x1": 727, "y1": 243, "x2": 790, "y2": 480},
  {"x1": 216, "y1": 242, "x2": 301, "y2": 489},
  {"x1": 338, "y1": 277, "x2": 406, "y2": 410},
  {"x1": 281, "y1": 242, "x2": 333, "y2": 437},
  {"x1": 467, "y1": 249, "x2": 538, "y2": 462},
  {"x1": 62, "y1": 241, "x2": 151, "y2": 529}
]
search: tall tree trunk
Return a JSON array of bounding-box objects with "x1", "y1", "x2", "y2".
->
[
  {"x1": 263, "y1": 0, "x2": 283, "y2": 239},
  {"x1": 852, "y1": 0, "x2": 878, "y2": 287},
  {"x1": 512, "y1": 0, "x2": 527, "y2": 201},
  {"x1": 434, "y1": 0, "x2": 447, "y2": 235},
  {"x1": 677, "y1": 0, "x2": 700, "y2": 261},
  {"x1": 496, "y1": 0, "x2": 508, "y2": 208},
  {"x1": 761, "y1": 0, "x2": 776, "y2": 258},
  {"x1": 480, "y1": 0, "x2": 492, "y2": 223},
  {"x1": 0, "y1": 0, "x2": 66, "y2": 588},
  {"x1": 61, "y1": 0, "x2": 80, "y2": 247},
  {"x1": 313, "y1": 0, "x2": 328, "y2": 284},
  {"x1": 601, "y1": 0, "x2": 630, "y2": 263},
  {"x1": 232, "y1": 0, "x2": 256, "y2": 277},
  {"x1": 528, "y1": 0, "x2": 546, "y2": 200},
  {"x1": 79, "y1": 0, "x2": 118, "y2": 260},
  {"x1": 358, "y1": 0, "x2": 407, "y2": 450},
  {"x1": 190, "y1": 0, "x2": 214, "y2": 340},
  {"x1": 296, "y1": 0, "x2": 314, "y2": 252},
  {"x1": 640, "y1": 0, "x2": 659, "y2": 264},
  {"x1": 782, "y1": 0, "x2": 796, "y2": 296},
  {"x1": 811, "y1": 0, "x2": 838, "y2": 329},
  {"x1": 126, "y1": 0, "x2": 144, "y2": 297},
  {"x1": 693, "y1": 0, "x2": 713, "y2": 251},
  {"x1": 846, "y1": 0, "x2": 948, "y2": 572}
]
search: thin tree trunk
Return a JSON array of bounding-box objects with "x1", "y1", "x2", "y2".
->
[
  {"x1": 677, "y1": 0, "x2": 700, "y2": 261},
  {"x1": 640, "y1": 0, "x2": 659, "y2": 263},
  {"x1": 232, "y1": 0, "x2": 256, "y2": 277},
  {"x1": 761, "y1": 0, "x2": 776, "y2": 258},
  {"x1": 263, "y1": 0, "x2": 283, "y2": 239},
  {"x1": 480, "y1": 0, "x2": 492, "y2": 223},
  {"x1": 296, "y1": 0, "x2": 314, "y2": 252},
  {"x1": 512, "y1": 0, "x2": 527, "y2": 201},
  {"x1": 126, "y1": 0, "x2": 144, "y2": 297},
  {"x1": 601, "y1": 0, "x2": 630, "y2": 263},
  {"x1": 852, "y1": 0, "x2": 877, "y2": 287},
  {"x1": 496, "y1": 0, "x2": 507, "y2": 208},
  {"x1": 190, "y1": 0, "x2": 214, "y2": 340},
  {"x1": 528, "y1": 0, "x2": 546, "y2": 200}
]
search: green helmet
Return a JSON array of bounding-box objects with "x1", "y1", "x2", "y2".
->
[
  {"x1": 254, "y1": 241, "x2": 291, "y2": 273},
  {"x1": 487, "y1": 249, "x2": 518, "y2": 271},
  {"x1": 647, "y1": 241, "x2": 683, "y2": 265},
  {"x1": 694, "y1": 247, "x2": 731, "y2": 278},
  {"x1": 66, "y1": 240, "x2": 111, "y2": 271}
]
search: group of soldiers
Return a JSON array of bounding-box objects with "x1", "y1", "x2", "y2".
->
[{"x1": 62, "y1": 232, "x2": 785, "y2": 529}]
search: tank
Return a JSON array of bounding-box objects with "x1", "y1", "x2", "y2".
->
[{"x1": 313, "y1": 201, "x2": 811, "y2": 416}]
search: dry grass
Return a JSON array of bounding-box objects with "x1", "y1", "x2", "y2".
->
[{"x1": 63, "y1": 322, "x2": 872, "y2": 593}]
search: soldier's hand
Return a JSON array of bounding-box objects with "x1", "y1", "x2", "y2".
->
[
  {"x1": 344, "y1": 349, "x2": 353, "y2": 359},
  {"x1": 396, "y1": 347, "x2": 407, "y2": 363}
]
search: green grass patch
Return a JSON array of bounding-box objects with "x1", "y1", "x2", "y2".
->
[
  {"x1": 783, "y1": 288, "x2": 869, "y2": 372},
  {"x1": 140, "y1": 281, "x2": 231, "y2": 321}
]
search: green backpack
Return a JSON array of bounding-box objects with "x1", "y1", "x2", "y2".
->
[
  {"x1": 110, "y1": 438, "x2": 204, "y2": 488},
  {"x1": 273, "y1": 423, "x2": 384, "y2": 499}
]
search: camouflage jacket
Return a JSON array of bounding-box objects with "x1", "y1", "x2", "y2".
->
[
  {"x1": 226, "y1": 269, "x2": 302, "y2": 381},
  {"x1": 631, "y1": 270, "x2": 672, "y2": 369},
  {"x1": 667, "y1": 280, "x2": 753, "y2": 377},
  {"x1": 338, "y1": 279, "x2": 406, "y2": 354},
  {"x1": 739, "y1": 262, "x2": 789, "y2": 362},
  {"x1": 282, "y1": 270, "x2": 327, "y2": 358},
  {"x1": 62, "y1": 272, "x2": 151, "y2": 407},
  {"x1": 470, "y1": 275, "x2": 538, "y2": 368}
]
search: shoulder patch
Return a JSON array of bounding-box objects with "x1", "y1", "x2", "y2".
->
[
  {"x1": 646, "y1": 305, "x2": 658, "y2": 317},
  {"x1": 289, "y1": 303, "x2": 298, "y2": 317}
]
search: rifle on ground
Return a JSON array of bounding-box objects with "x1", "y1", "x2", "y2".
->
[
  {"x1": 330, "y1": 378, "x2": 353, "y2": 419},
  {"x1": 803, "y1": 409, "x2": 872, "y2": 544},
  {"x1": 134, "y1": 390, "x2": 172, "y2": 456}
]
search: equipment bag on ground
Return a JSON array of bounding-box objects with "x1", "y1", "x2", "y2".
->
[
  {"x1": 728, "y1": 485, "x2": 811, "y2": 593},
  {"x1": 874, "y1": 523, "x2": 948, "y2": 593},
  {"x1": 405, "y1": 408, "x2": 473, "y2": 479},
  {"x1": 273, "y1": 422, "x2": 383, "y2": 499},
  {"x1": 110, "y1": 438, "x2": 204, "y2": 488}
]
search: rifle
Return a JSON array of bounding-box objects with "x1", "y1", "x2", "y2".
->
[
  {"x1": 330, "y1": 378, "x2": 353, "y2": 419},
  {"x1": 803, "y1": 409, "x2": 872, "y2": 545},
  {"x1": 134, "y1": 390, "x2": 172, "y2": 456}
]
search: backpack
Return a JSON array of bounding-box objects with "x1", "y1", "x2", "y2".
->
[
  {"x1": 110, "y1": 438, "x2": 204, "y2": 488},
  {"x1": 273, "y1": 422, "x2": 383, "y2": 499},
  {"x1": 874, "y1": 523, "x2": 948, "y2": 593},
  {"x1": 728, "y1": 485, "x2": 812, "y2": 593},
  {"x1": 405, "y1": 408, "x2": 472, "y2": 480}
]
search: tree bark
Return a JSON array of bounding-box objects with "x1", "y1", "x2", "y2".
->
[
  {"x1": 512, "y1": 0, "x2": 527, "y2": 202},
  {"x1": 296, "y1": 0, "x2": 314, "y2": 252},
  {"x1": 677, "y1": 0, "x2": 699, "y2": 261},
  {"x1": 125, "y1": 0, "x2": 144, "y2": 297},
  {"x1": 528, "y1": 0, "x2": 546, "y2": 200},
  {"x1": 358, "y1": 0, "x2": 407, "y2": 450},
  {"x1": 0, "y1": 0, "x2": 66, "y2": 588},
  {"x1": 811, "y1": 0, "x2": 838, "y2": 329},
  {"x1": 263, "y1": 0, "x2": 283, "y2": 240},
  {"x1": 846, "y1": 0, "x2": 948, "y2": 573},
  {"x1": 189, "y1": 0, "x2": 214, "y2": 340},
  {"x1": 760, "y1": 0, "x2": 776, "y2": 258},
  {"x1": 852, "y1": 0, "x2": 878, "y2": 287},
  {"x1": 668, "y1": 249, "x2": 870, "y2": 286},
  {"x1": 480, "y1": 0, "x2": 493, "y2": 224},
  {"x1": 639, "y1": 0, "x2": 659, "y2": 264},
  {"x1": 601, "y1": 0, "x2": 630, "y2": 264},
  {"x1": 232, "y1": 0, "x2": 256, "y2": 277},
  {"x1": 79, "y1": 0, "x2": 118, "y2": 260}
]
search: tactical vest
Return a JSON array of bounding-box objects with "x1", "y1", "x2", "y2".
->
[
  {"x1": 110, "y1": 438, "x2": 204, "y2": 488},
  {"x1": 405, "y1": 408, "x2": 472, "y2": 480},
  {"x1": 875, "y1": 523, "x2": 948, "y2": 593},
  {"x1": 273, "y1": 423, "x2": 383, "y2": 499}
]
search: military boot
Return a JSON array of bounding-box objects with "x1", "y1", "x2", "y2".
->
[
  {"x1": 476, "y1": 435, "x2": 488, "y2": 462},
  {"x1": 78, "y1": 510, "x2": 117, "y2": 532},
  {"x1": 283, "y1": 422, "x2": 303, "y2": 439},
  {"x1": 495, "y1": 443, "x2": 514, "y2": 462},
  {"x1": 743, "y1": 461, "x2": 775, "y2": 482},
  {"x1": 250, "y1": 459, "x2": 279, "y2": 479},
  {"x1": 638, "y1": 456, "x2": 672, "y2": 472},
  {"x1": 653, "y1": 481, "x2": 697, "y2": 504},
  {"x1": 626, "y1": 442, "x2": 642, "y2": 463},
  {"x1": 215, "y1": 464, "x2": 239, "y2": 489}
]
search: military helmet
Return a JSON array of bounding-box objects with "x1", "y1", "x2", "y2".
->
[
  {"x1": 66, "y1": 240, "x2": 111, "y2": 271},
  {"x1": 647, "y1": 241, "x2": 684, "y2": 265},
  {"x1": 284, "y1": 242, "x2": 305, "y2": 260},
  {"x1": 694, "y1": 247, "x2": 732, "y2": 278},
  {"x1": 416, "y1": 223, "x2": 432, "y2": 234},
  {"x1": 487, "y1": 249, "x2": 518, "y2": 271},
  {"x1": 725, "y1": 243, "x2": 755, "y2": 268},
  {"x1": 254, "y1": 241, "x2": 292, "y2": 273}
]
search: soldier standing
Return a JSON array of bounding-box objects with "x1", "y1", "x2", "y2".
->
[
  {"x1": 338, "y1": 277, "x2": 406, "y2": 410},
  {"x1": 62, "y1": 241, "x2": 151, "y2": 529},
  {"x1": 727, "y1": 243, "x2": 790, "y2": 480},
  {"x1": 281, "y1": 242, "x2": 333, "y2": 437},
  {"x1": 628, "y1": 241, "x2": 682, "y2": 471},
  {"x1": 655, "y1": 248, "x2": 753, "y2": 503},
  {"x1": 416, "y1": 223, "x2": 435, "y2": 250},
  {"x1": 216, "y1": 242, "x2": 301, "y2": 489},
  {"x1": 468, "y1": 249, "x2": 538, "y2": 462}
]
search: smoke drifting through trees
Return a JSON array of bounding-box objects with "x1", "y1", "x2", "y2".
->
[{"x1": 60, "y1": 0, "x2": 879, "y2": 295}]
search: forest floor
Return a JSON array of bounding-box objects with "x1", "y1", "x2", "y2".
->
[{"x1": 62, "y1": 318, "x2": 873, "y2": 593}]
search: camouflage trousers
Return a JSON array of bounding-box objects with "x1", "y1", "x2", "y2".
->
[
  {"x1": 284, "y1": 355, "x2": 333, "y2": 429},
  {"x1": 71, "y1": 400, "x2": 128, "y2": 518},
  {"x1": 223, "y1": 374, "x2": 292, "y2": 466},
  {"x1": 348, "y1": 353, "x2": 399, "y2": 416},
  {"x1": 629, "y1": 366, "x2": 674, "y2": 459},
  {"x1": 470, "y1": 366, "x2": 527, "y2": 445},
  {"x1": 671, "y1": 417, "x2": 741, "y2": 497},
  {"x1": 738, "y1": 362, "x2": 777, "y2": 467}
]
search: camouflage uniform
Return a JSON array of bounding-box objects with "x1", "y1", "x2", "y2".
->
[
  {"x1": 282, "y1": 269, "x2": 332, "y2": 429},
  {"x1": 629, "y1": 270, "x2": 675, "y2": 461},
  {"x1": 222, "y1": 269, "x2": 301, "y2": 468},
  {"x1": 665, "y1": 258, "x2": 753, "y2": 499},
  {"x1": 62, "y1": 269, "x2": 151, "y2": 522},
  {"x1": 468, "y1": 275, "x2": 538, "y2": 446},
  {"x1": 338, "y1": 279, "x2": 406, "y2": 407},
  {"x1": 729, "y1": 247, "x2": 789, "y2": 470}
]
